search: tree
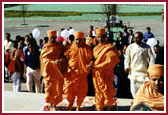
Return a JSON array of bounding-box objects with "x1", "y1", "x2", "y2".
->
[
  {"x1": 101, "y1": 4, "x2": 117, "y2": 27},
  {"x1": 20, "y1": 4, "x2": 28, "y2": 25}
]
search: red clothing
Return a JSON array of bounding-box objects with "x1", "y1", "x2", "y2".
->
[{"x1": 5, "y1": 48, "x2": 25, "y2": 72}]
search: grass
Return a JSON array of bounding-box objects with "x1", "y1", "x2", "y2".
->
[
  {"x1": 4, "y1": 11, "x2": 161, "y2": 18},
  {"x1": 118, "y1": 12, "x2": 161, "y2": 16},
  {"x1": 4, "y1": 11, "x2": 84, "y2": 17}
]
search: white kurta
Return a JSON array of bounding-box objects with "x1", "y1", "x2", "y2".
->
[
  {"x1": 124, "y1": 43, "x2": 155, "y2": 98},
  {"x1": 124, "y1": 43, "x2": 155, "y2": 82}
]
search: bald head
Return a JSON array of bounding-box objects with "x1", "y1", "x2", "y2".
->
[{"x1": 134, "y1": 32, "x2": 143, "y2": 45}]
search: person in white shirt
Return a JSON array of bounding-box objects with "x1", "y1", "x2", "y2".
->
[
  {"x1": 90, "y1": 25, "x2": 96, "y2": 37},
  {"x1": 4, "y1": 33, "x2": 12, "y2": 80},
  {"x1": 124, "y1": 31, "x2": 155, "y2": 98},
  {"x1": 127, "y1": 29, "x2": 134, "y2": 45},
  {"x1": 4, "y1": 33, "x2": 12, "y2": 55}
]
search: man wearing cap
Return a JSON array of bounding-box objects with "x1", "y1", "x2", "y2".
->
[
  {"x1": 131, "y1": 64, "x2": 164, "y2": 111},
  {"x1": 86, "y1": 28, "x2": 120, "y2": 111},
  {"x1": 64, "y1": 31, "x2": 93, "y2": 111},
  {"x1": 40, "y1": 30, "x2": 66, "y2": 111},
  {"x1": 124, "y1": 32, "x2": 155, "y2": 98}
]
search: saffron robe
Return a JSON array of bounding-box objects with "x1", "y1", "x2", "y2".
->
[
  {"x1": 64, "y1": 42, "x2": 93, "y2": 107},
  {"x1": 92, "y1": 43, "x2": 120, "y2": 111},
  {"x1": 40, "y1": 42, "x2": 65, "y2": 105},
  {"x1": 131, "y1": 81, "x2": 164, "y2": 111}
]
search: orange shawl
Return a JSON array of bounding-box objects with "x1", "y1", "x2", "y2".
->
[
  {"x1": 93, "y1": 43, "x2": 120, "y2": 72},
  {"x1": 131, "y1": 81, "x2": 164, "y2": 111},
  {"x1": 92, "y1": 42, "x2": 120, "y2": 110},
  {"x1": 64, "y1": 42, "x2": 93, "y2": 75},
  {"x1": 40, "y1": 42, "x2": 65, "y2": 80}
]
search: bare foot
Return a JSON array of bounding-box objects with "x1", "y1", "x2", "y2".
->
[{"x1": 76, "y1": 106, "x2": 81, "y2": 111}]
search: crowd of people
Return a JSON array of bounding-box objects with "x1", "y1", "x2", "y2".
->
[{"x1": 4, "y1": 25, "x2": 164, "y2": 111}]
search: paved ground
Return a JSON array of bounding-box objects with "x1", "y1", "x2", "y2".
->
[
  {"x1": 4, "y1": 19, "x2": 164, "y2": 46},
  {"x1": 3, "y1": 83, "x2": 132, "y2": 112}
]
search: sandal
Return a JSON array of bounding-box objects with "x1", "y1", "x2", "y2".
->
[{"x1": 41, "y1": 104, "x2": 51, "y2": 111}]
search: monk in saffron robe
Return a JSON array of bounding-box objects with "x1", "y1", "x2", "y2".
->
[
  {"x1": 131, "y1": 64, "x2": 164, "y2": 111},
  {"x1": 40, "y1": 30, "x2": 66, "y2": 111},
  {"x1": 85, "y1": 30, "x2": 97, "y2": 49},
  {"x1": 86, "y1": 28, "x2": 120, "y2": 111},
  {"x1": 64, "y1": 31, "x2": 93, "y2": 111}
]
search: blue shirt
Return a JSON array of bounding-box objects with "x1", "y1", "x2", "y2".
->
[
  {"x1": 143, "y1": 32, "x2": 154, "y2": 41},
  {"x1": 24, "y1": 50, "x2": 40, "y2": 69}
]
